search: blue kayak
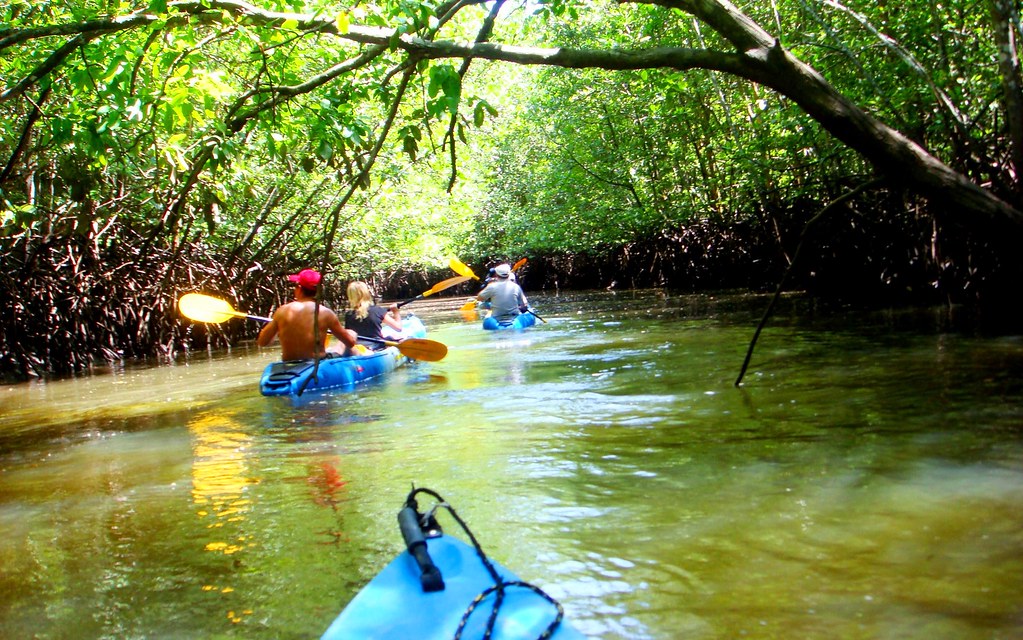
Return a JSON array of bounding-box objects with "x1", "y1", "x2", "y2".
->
[
  {"x1": 482, "y1": 311, "x2": 537, "y2": 331},
  {"x1": 321, "y1": 490, "x2": 584, "y2": 640},
  {"x1": 259, "y1": 315, "x2": 427, "y2": 396}
]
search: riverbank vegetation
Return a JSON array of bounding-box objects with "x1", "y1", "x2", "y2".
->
[{"x1": 2, "y1": 0, "x2": 1021, "y2": 379}]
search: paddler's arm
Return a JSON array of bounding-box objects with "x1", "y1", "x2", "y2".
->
[
  {"x1": 325, "y1": 311, "x2": 357, "y2": 350},
  {"x1": 257, "y1": 311, "x2": 279, "y2": 346},
  {"x1": 382, "y1": 304, "x2": 402, "y2": 331}
]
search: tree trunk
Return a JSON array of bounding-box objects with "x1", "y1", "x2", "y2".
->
[
  {"x1": 990, "y1": 0, "x2": 1023, "y2": 197},
  {"x1": 636, "y1": 0, "x2": 1023, "y2": 232}
]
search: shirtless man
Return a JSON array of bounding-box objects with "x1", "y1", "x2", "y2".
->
[{"x1": 257, "y1": 269, "x2": 357, "y2": 360}]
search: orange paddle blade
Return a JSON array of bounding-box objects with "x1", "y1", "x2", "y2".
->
[{"x1": 391, "y1": 338, "x2": 447, "y2": 362}]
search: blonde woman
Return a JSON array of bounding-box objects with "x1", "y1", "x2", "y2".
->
[{"x1": 344, "y1": 281, "x2": 402, "y2": 351}]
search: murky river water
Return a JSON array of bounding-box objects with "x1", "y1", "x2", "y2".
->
[{"x1": 1, "y1": 290, "x2": 1021, "y2": 639}]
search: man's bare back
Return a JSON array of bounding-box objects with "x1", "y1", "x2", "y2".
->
[{"x1": 257, "y1": 271, "x2": 356, "y2": 360}]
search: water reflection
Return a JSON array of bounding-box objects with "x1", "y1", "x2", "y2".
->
[
  {"x1": 1, "y1": 293, "x2": 1022, "y2": 639},
  {"x1": 189, "y1": 410, "x2": 256, "y2": 625},
  {"x1": 190, "y1": 412, "x2": 254, "y2": 538},
  {"x1": 305, "y1": 458, "x2": 350, "y2": 545}
]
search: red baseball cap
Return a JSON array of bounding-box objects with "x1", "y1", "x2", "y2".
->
[{"x1": 288, "y1": 269, "x2": 321, "y2": 289}]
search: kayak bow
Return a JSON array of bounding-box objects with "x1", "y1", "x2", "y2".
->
[{"x1": 321, "y1": 487, "x2": 585, "y2": 640}]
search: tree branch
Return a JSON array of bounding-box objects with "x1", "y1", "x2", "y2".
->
[
  {"x1": 1, "y1": 86, "x2": 50, "y2": 184},
  {"x1": 0, "y1": 34, "x2": 90, "y2": 103},
  {"x1": 735, "y1": 177, "x2": 885, "y2": 387},
  {"x1": 4, "y1": 0, "x2": 1021, "y2": 234}
]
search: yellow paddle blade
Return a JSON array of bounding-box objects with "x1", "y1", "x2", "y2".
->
[
  {"x1": 178, "y1": 293, "x2": 243, "y2": 324},
  {"x1": 459, "y1": 299, "x2": 477, "y2": 312},
  {"x1": 511, "y1": 257, "x2": 527, "y2": 271},
  {"x1": 448, "y1": 257, "x2": 479, "y2": 280},
  {"x1": 340, "y1": 335, "x2": 448, "y2": 361},
  {"x1": 423, "y1": 275, "x2": 471, "y2": 297}
]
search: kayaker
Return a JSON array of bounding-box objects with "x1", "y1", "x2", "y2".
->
[
  {"x1": 476, "y1": 265, "x2": 516, "y2": 306},
  {"x1": 482, "y1": 265, "x2": 516, "y2": 286},
  {"x1": 345, "y1": 281, "x2": 402, "y2": 350},
  {"x1": 475, "y1": 263, "x2": 529, "y2": 324},
  {"x1": 257, "y1": 269, "x2": 357, "y2": 361}
]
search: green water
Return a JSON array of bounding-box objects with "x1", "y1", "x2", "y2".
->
[{"x1": 1, "y1": 291, "x2": 1021, "y2": 639}]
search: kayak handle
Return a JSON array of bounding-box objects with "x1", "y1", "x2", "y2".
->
[{"x1": 398, "y1": 506, "x2": 445, "y2": 592}]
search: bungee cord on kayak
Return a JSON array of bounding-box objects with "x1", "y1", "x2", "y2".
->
[{"x1": 401, "y1": 487, "x2": 567, "y2": 640}]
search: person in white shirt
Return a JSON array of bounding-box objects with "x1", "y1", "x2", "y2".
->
[{"x1": 476, "y1": 263, "x2": 528, "y2": 324}]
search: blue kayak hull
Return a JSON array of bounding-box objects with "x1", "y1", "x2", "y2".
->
[
  {"x1": 259, "y1": 316, "x2": 426, "y2": 396},
  {"x1": 482, "y1": 312, "x2": 536, "y2": 331},
  {"x1": 321, "y1": 534, "x2": 584, "y2": 640}
]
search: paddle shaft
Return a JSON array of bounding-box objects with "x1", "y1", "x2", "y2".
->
[
  {"x1": 241, "y1": 311, "x2": 273, "y2": 323},
  {"x1": 397, "y1": 275, "x2": 471, "y2": 308},
  {"x1": 356, "y1": 334, "x2": 401, "y2": 347},
  {"x1": 180, "y1": 293, "x2": 445, "y2": 360},
  {"x1": 250, "y1": 314, "x2": 408, "y2": 349}
]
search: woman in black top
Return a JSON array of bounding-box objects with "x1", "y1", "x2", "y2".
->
[{"x1": 344, "y1": 281, "x2": 402, "y2": 350}]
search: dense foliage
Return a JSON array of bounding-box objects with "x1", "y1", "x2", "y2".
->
[
  {"x1": 1, "y1": 0, "x2": 1020, "y2": 378},
  {"x1": 1, "y1": 0, "x2": 500, "y2": 378},
  {"x1": 469, "y1": 1, "x2": 1023, "y2": 297}
]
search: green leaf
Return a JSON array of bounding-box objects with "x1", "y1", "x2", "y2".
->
[
  {"x1": 402, "y1": 133, "x2": 419, "y2": 161},
  {"x1": 316, "y1": 141, "x2": 334, "y2": 163}
]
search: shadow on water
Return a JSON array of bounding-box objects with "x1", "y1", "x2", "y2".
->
[{"x1": 1, "y1": 291, "x2": 1022, "y2": 639}]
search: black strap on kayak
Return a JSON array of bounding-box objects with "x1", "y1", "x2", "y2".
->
[
  {"x1": 455, "y1": 581, "x2": 564, "y2": 640},
  {"x1": 402, "y1": 486, "x2": 565, "y2": 640},
  {"x1": 398, "y1": 503, "x2": 445, "y2": 592}
]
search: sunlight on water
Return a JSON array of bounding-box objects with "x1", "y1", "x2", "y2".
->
[{"x1": 1, "y1": 292, "x2": 1022, "y2": 639}]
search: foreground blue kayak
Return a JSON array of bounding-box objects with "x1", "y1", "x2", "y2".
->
[
  {"x1": 259, "y1": 315, "x2": 426, "y2": 396},
  {"x1": 322, "y1": 488, "x2": 584, "y2": 640},
  {"x1": 482, "y1": 311, "x2": 537, "y2": 331}
]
